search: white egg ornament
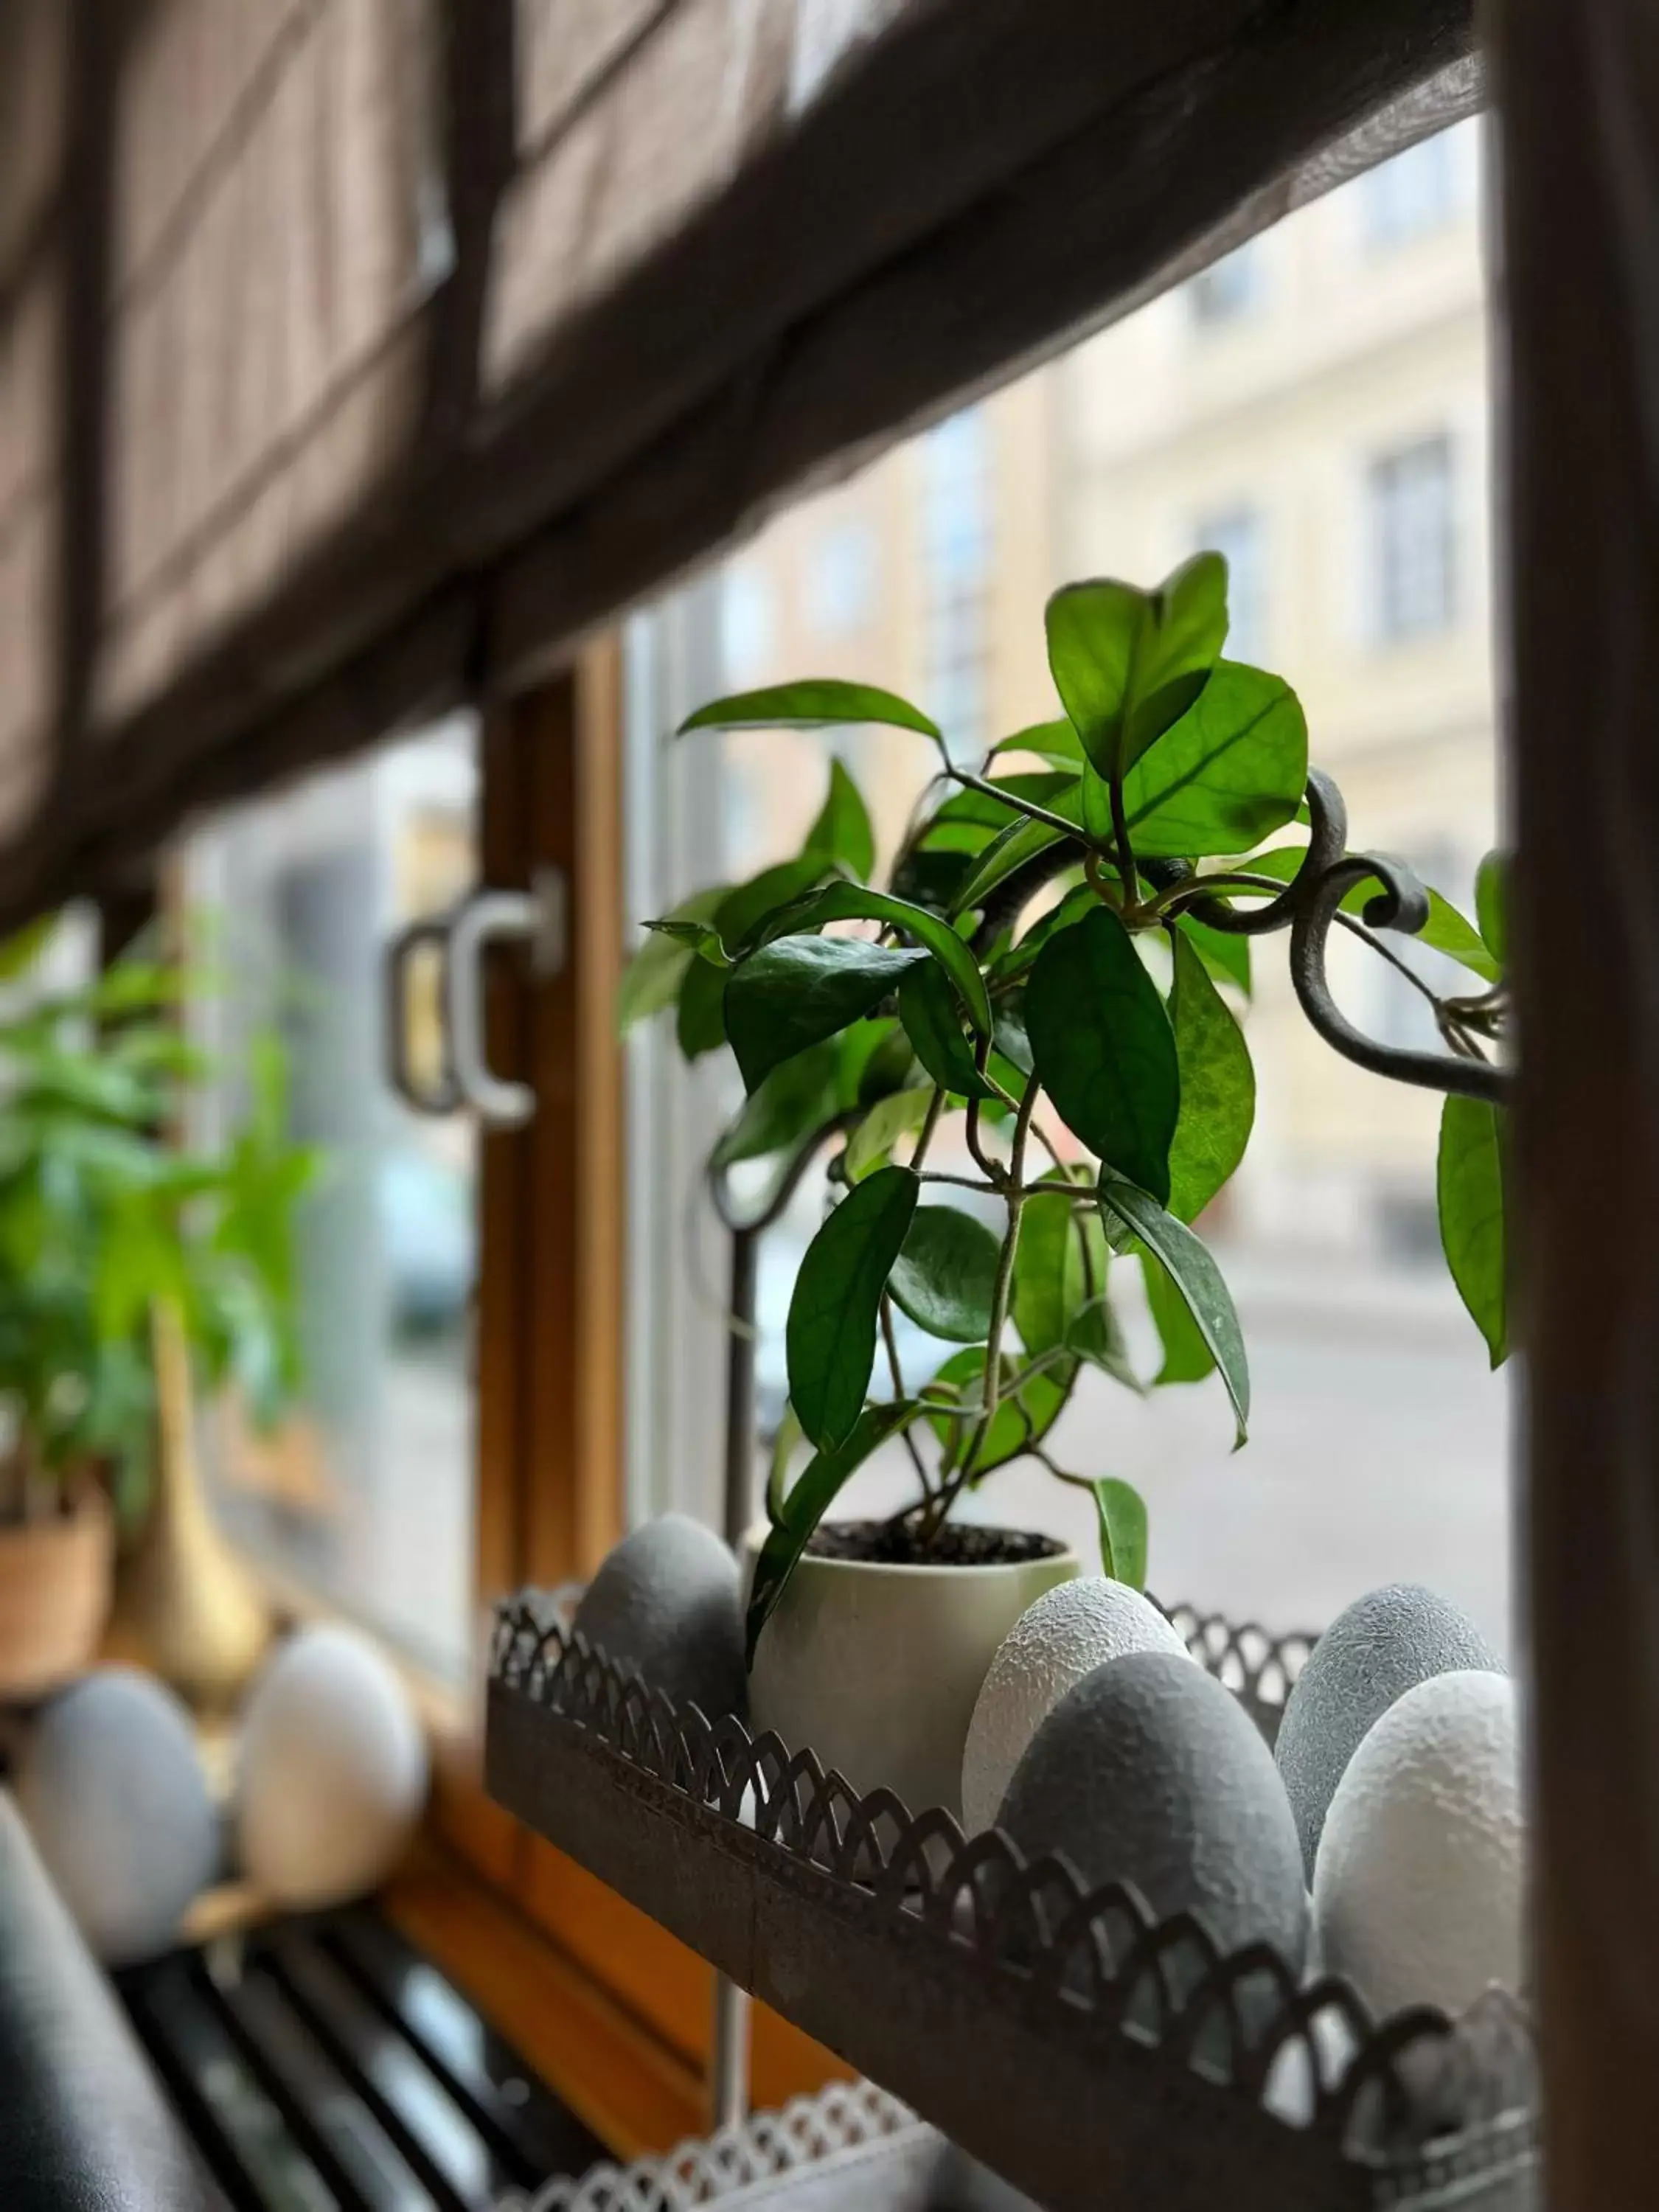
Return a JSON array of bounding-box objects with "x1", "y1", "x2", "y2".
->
[
  {"x1": 237, "y1": 1626, "x2": 428, "y2": 1908},
  {"x1": 961, "y1": 1579, "x2": 1191, "y2": 1834},
  {"x1": 15, "y1": 1667, "x2": 219, "y2": 1964},
  {"x1": 1313, "y1": 1669, "x2": 1523, "y2": 2020}
]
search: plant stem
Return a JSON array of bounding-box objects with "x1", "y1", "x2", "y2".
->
[
  {"x1": 1108, "y1": 774, "x2": 1141, "y2": 908},
  {"x1": 909, "y1": 1088, "x2": 947, "y2": 1172},
  {"x1": 946, "y1": 769, "x2": 1096, "y2": 847}
]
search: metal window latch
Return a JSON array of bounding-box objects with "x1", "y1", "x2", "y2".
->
[{"x1": 383, "y1": 865, "x2": 567, "y2": 1128}]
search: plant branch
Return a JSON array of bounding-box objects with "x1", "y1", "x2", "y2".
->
[
  {"x1": 947, "y1": 768, "x2": 1098, "y2": 847},
  {"x1": 1108, "y1": 774, "x2": 1141, "y2": 908},
  {"x1": 909, "y1": 1088, "x2": 947, "y2": 1172}
]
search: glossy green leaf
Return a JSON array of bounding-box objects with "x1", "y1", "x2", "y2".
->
[
  {"x1": 805, "y1": 759, "x2": 876, "y2": 883},
  {"x1": 1165, "y1": 931, "x2": 1255, "y2": 1222},
  {"x1": 1174, "y1": 911, "x2": 1251, "y2": 997},
  {"x1": 711, "y1": 1044, "x2": 841, "y2": 1169},
  {"x1": 924, "y1": 1348, "x2": 1071, "y2": 1478},
  {"x1": 1067, "y1": 1295, "x2": 1141, "y2": 1392},
  {"x1": 1100, "y1": 1176, "x2": 1248, "y2": 1444},
  {"x1": 1012, "y1": 1183, "x2": 1099, "y2": 1358},
  {"x1": 898, "y1": 961, "x2": 995, "y2": 1099},
  {"x1": 1141, "y1": 1248, "x2": 1216, "y2": 1384},
  {"x1": 617, "y1": 886, "x2": 728, "y2": 1033},
  {"x1": 844, "y1": 1086, "x2": 933, "y2": 1181},
  {"x1": 1438, "y1": 1096, "x2": 1508, "y2": 1367},
  {"x1": 679, "y1": 680, "x2": 942, "y2": 743},
  {"x1": 715, "y1": 857, "x2": 837, "y2": 955},
  {"x1": 757, "y1": 883, "x2": 992, "y2": 1035},
  {"x1": 724, "y1": 937, "x2": 927, "y2": 1093},
  {"x1": 747, "y1": 1401, "x2": 917, "y2": 1661},
  {"x1": 643, "y1": 917, "x2": 731, "y2": 967},
  {"x1": 1236, "y1": 847, "x2": 1498, "y2": 983},
  {"x1": 888, "y1": 1204, "x2": 1001, "y2": 1343},
  {"x1": 1093, "y1": 1477, "x2": 1149, "y2": 1589},
  {"x1": 949, "y1": 809, "x2": 1074, "y2": 917},
  {"x1": 1475, "y1": 851, "x2": 1508, "y2": 967},
  {"x1": 1045, "y1": 557, "x2": 1228, "y2": 785},
  {"x1": 987, "y1": 718, "x2": 1085, "y2": 768},
  {"x1": 787, "y1": 1166, "x2": 919, "y2": 1449},
  {"x1": 1118, "y1": 663, "x2": 1308, "y2": 859},
  {"x1": 675, "y1": 953, "x2": 729, "y2": 1059},
  {"x1": 835, "y1": 1019, "x2": 905, "y2": 1109},
  {"x1": 1026, "y1": 908, "x2": 1180, "y2": 1203}
]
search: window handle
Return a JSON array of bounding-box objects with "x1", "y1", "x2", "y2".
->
[
  {"x1": 384, "y1": 913, "x2": 463, "y2": 1116},
  {"x1": 444, "y1": 866, "x2": 568, "y2": 1128}
]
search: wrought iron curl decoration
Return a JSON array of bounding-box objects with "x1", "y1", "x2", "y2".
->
[
  {"x1": 489, "y1": 1593, "x2": 1534, "y2": 2172},
  {"x1": 1150, "y1": 770, "x2": 1509, "y2": 1105}
]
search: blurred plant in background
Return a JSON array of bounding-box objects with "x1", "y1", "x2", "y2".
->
[{"x1": 0, "y1": 917, "x2": 321, "y2": 1527}]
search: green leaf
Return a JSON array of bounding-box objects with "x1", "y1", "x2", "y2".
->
[
  {"x1": 711, "y1": 1044, "x2": 841, "y2": 1169},
  {"x1": 725, "y1": 937, "x2": 927, "y2": 1093},
  {"x1": 643, "y1": 917, "x2": 731, "y2": 967},
  {"x1": 1174, "y1": 911, "x2": 1251, "y2": 997},
  {"x1": 1092, "y1": 1477, "x2": 1149, "y2": 1589},
  {"x1": 787, "y1": 1166, "x2": 919, "y2": 1449},
  {"x1": 1026, "y1": 908, "x2": 1180, "y2": 1204},
  {"x1": 1475, "y1": 851, "x2": 1508, "y2": 967},
  {"x1": 805, "y1": 759, "x2": 876, "y2": 883},
  {"x1": 675, "y1": 953, "x2": 729, "y2": 1059},
  {"x1": 889, "y1": 847, "x2": 973, "y2": 914},
  {"x1": 987, "y1": 718, "x2": 1085, "y2": 768},
  {"x1": 0, "y1": 914, "x2": 56, "y2": 986},
  {"x1": 679, "y1": 680, "x2": 942, "y2": 744},
  {"x1": 716, "y1": 857, "x2": 836, "y2": 953},
  {"x1": 845, "y1": 1086, "x2": 933, "y2": 1182},
  {"x1": 950, "y1": 810, "x2": 1074, "y2": 917},
  {"x1": 923, "y1": 1348, "x2": 1071, "y2": 1477},
  {"x1": 1067, "y1": 1295, "x2": 1141, "y2": 1392},
  {"x1": 1141, "y1": 1248, "x2": 1217, "y2": 1384},
  {"x1": 1045, "y1": 557, "x2": 1228, "y2": 786},
  {"x1": 1235, "y1": 847, "x2": 1499, "y2": 983},
  {"x1": 988, "y1": 884, "x2": 1096, "y2": 987},
  {"x1": 1165, "y1": 931, "x2": 1255, "y2": 1222},
  {"x1": 1119, "y1": 663, "x2": 1308, "y2": 859},
  {"x1": 766, "y1": 1403, "x2": 805, "y2": 1524},
  {"x1": 888, "y1": 1205, "x2": 1001, "y2": 1343},
  {"x1": 918, "y1": 772, "x2": 1079, "y2": 853},
  {"x1": 747, "y1": 1402, "x2": 917, "y2": 1662},
  {"x1": 1438, "y1": 1096, "x2": 1508, "y2": 1366},
  {"x1": 755, "y1": 883, "x2": 992, "y2": 1036},
  {"x1": 1012, "y1": 1183, "x2": 1097, "y2": 1359},
  {"x1": 1100, "y1": 1176, "x2": 1248, "y2": 1445},
  {"x1": 898, "y1": 962, "x2": 996, "y2": 1099}
]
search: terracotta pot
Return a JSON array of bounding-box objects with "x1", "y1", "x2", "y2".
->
[
  {"x1": 742, "y1": 1523, "x2": 1079, "y2": 1820},
  {"x1": 0, "y1": 1484, "x2": 114, "y2": 1700}
]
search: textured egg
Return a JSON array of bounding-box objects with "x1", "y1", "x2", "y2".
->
[
  {"x1": 1275, "y1": 1583, "x2": 1500, "y2": 1878},
  {"x1": 237, "y1": 1626, "x2": 428, "y2": 1908},
  {"x1": 961, "y1": 1579, "x2": 1191, "y2": 1834},
  {"x1": 1313, "y1": 1670, "x2": 1523, "y2": 2018},
  {"x1": 16, "y1": 1668, "x2": 219, "y2": 1964},
  {"x1": 998, "y1": 1650, "x2": 1309, "y2": 1970},
  {"x1": 574, "y1": 1513, "x2": 746, "y2": 1719}
]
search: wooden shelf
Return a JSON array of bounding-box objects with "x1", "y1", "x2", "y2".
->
[{"x1": 485, "y1": 1596, "x2": 1538, "y2": 2212}]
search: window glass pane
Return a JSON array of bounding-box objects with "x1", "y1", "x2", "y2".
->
[
  {"x1": 179, "y1": 718, "x2": 480, "y2": 1683},
  {"x1": 1360, "y1": 126, "x2": 1467, "y2": 247},
  {"x1": 624, "y1": 121, "x2": 1509, "y2": 1652},
  {"x1": 1187, "y1": 241, "x2": 1262, "y2": 325}
]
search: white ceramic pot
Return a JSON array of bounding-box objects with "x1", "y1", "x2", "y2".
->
[{"x1": 742, "y1": 1525, "x2": 1079, "y2": 1820}]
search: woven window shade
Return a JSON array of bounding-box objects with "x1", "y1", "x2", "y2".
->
[
  {"x1": 99, "y1": 0, "x2": 440, "y2": 725},
  {"x1": 0, "y1": 0, "x2": 1475, "y2": 919}
]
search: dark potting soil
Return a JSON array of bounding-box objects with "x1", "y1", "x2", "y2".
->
[{"x1": 805, "y1": 1520, "x2": 1068, "y2": 1568}]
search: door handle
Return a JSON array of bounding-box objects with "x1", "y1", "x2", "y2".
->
[
  {"x1": 383, "y1": 866, "x2": 566, "y2": 1127},
  {"x1": 444, "y1": 865, "x2": 568, "y2": 1128}
]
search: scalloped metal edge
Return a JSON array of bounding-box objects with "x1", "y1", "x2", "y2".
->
[{"x1": 489, "y1": 1588, "x2": 1537, "y2": 2185}]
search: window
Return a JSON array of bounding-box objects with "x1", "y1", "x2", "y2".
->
[
  {"x1": 183, "y1": 719, "x2": 481, "y2": 1684},
  {"x1": 805, "y1": 521, "x2": 880, "y2": 637},
  {"x1": 720, "y1": 566, "x2": 776, "y2": 681},
  {"x1": 920, "y1": 408, "x2": 992, "y2": 757},
  {"x1": 1188, "y1": 242, "x2": 1262, "y2": 326},
  {"x1": 1369, "y1": 434, "x2": 1456, "y2": 640},
  {"x1": 1194, "y1": 505, "x2": 1267, "y2": 661},
  {"x1": 1360, "y1": 128, "x2": 1461, "y2": 248}
]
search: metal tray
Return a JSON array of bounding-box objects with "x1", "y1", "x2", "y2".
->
[{"x1": 486, "y1": 1594, "x2": 1538, "y2": 2212}]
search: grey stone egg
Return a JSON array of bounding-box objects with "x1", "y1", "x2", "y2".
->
[
  {"x1": 1274, "y1": 1583, "x2": 1501, "y2": 1879},
  {"x1": 997, "y1": 1650, "x2": 1308, "y2": 1972},
  {"x1": 16, "y1": 1667, "x2": 220, "y2": 1965},
  {"x1": 573, "y1": 1513, "x2": 746, "y2": 1721}
]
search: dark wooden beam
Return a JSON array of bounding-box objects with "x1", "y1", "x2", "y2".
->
[
  {"x1": 422, "y1": 0, "x2": 517, "y2": 444},
  {"x1": 1491, "y1": 2, "x2": 1659, "y2": 2203}
]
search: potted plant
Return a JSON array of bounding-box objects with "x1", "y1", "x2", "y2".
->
[
  {"x1": 0, "y1": 919, "x2": 318, "y2": 1700},
  {"x1": 622, "y1": 555, "x2": 1509, "y2": 1812}
]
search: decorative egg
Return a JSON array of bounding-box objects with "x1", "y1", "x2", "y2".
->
[
  {"x1": 998, "y1": 1650, "x2": 1309, "y2": 1971},
  {"x1": 15, "y1": 1667, "x2": 219, "y2": 1964},
  {"x1": 960, "y1": 1579, "x2": 1191, "y2": 1834},
  {"x1": 237, "y1": 1626, "x2": 428, "y2": 1908},
  {"x1": 574, "y1": 1513, "x2": 745, "y2": 1720},
  {"x1": 1313, "y1": 1670, "x2": 1523, "y2": 2018},
  {"x1": 1275, "y1": 1583, "x2": 1500, "y2": 1878}
]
